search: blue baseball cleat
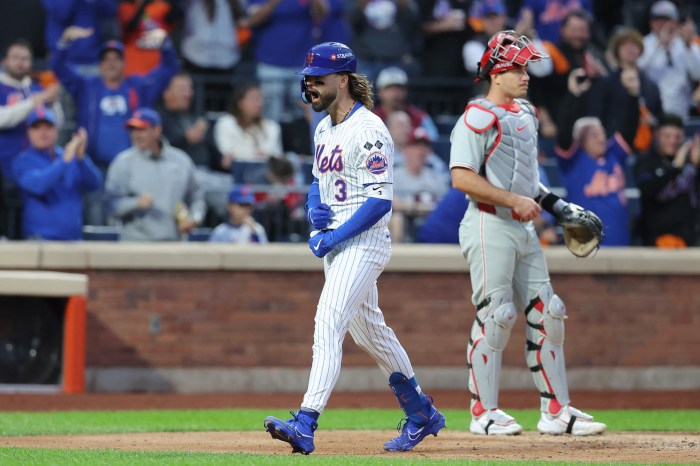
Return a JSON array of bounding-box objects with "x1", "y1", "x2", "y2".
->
[
  {"x1": 383, "y1": 405, "x2": 446, "y2": 451},
  {"x1": 263, "y1": 410, "x2": 317, "y2": 455}
]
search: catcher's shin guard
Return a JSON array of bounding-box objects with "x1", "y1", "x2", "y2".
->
[
  {"x1": 524, "y1": 283, "x2": 571, "y2": 412},
  {"x1": 467, "y1": 289, "x2": 518, "y2": 414}
]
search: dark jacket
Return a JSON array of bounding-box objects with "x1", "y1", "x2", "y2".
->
[{"x1": 634, "y1": 149, "x2": 699, "y2": 246}]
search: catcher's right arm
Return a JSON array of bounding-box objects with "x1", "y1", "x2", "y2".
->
[{"x1": 535, "y1": 183, "x2": 604, "y2": 258}]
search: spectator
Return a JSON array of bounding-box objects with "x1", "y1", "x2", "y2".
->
[
  {"x1": 529, "y1": 10, "x2": 608, "y2": 139},
  {"x1": 391, "y1": 126, "x2": 449, "y2": 242},
  {"x1": 118, "y1": 0, "x2": 180, "y2": 76},
  {"x1": 386, "y1": 110, "x2": 448, "y2": 176},
  {"x1": 464, "y1": 1, "x2": 511, "y2": 74},
  {"x1": 0, "y1": 1, "x2": 46, "y2": 64},
  {"x1": 156, "y1": 72, "x2": 212, "y2": 167},
  {"x1": 0, "y1": 39, "x2": 61, "y2": 239},
  {"x1": 105, "y1": 107, "x2": 205, "y2": 241},
  {"x1": 12, "y1": 110, "x2": 102, "y2": 240},
  {"x1": 345, "y1": 0, "x2": 420, "y2": 83},
  {"x1": 43, "y1": 0, "x2": 117, "y2": 74},
  {"x1": 463, "y1": 2, "x2": 552, "y2": 80},
  {"x1": 373, "y1": 66, "x2": 439, "y2": 140},
  {"x1": 213, "y1": 82, "x2": 283, "y2": 181},
  {"x1": 246, "y1": 0, "x2": 329, "y2": 121},
  {"x1": 250, "y1": 156, "x2": 306, "y2": 242},
  {"x1": 517, "y1": 0, "x2": 593, "y2": 44},
  {"x1": 209, "y1": 186, "x2": 269, "y2": 243},
  {"x1": 156, "y1": 71, "x2": 232, "y2": 224},
  {"x1": 416, "y1": 0, "x2": 473, "y2": 78},
  {"x1": 555, "y1": 69, "x2": 636, "y2": 246},
  {"x1": 589, "y1": 26, "x2": 661, "y2": 154},
  {"x1": 0, "y1": 39, "x2": 62, "y2": 180},
  {"x1": 634, "y1": 113, "x2": 700, "y2": 247},
  {"x1": 318, "y1": 0, "x2": 351, "y2": 45},
  {"x1": 180, "y1": 0, "x2": 246, "y2": 76},
  {"x1": 51, "y1": 26, "x2": 179, "y2": 171},
  {"x1": 415, "y1": 186, "x2": 469, "y2": 244},
  {"x1": 637, "y1": 1, "x2": 700, "y2": 118}
]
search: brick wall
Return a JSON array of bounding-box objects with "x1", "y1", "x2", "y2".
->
[{"x1": 84, "y1": 270, "x2": 699, "y2": 369}]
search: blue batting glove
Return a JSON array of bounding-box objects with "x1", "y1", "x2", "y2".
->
[
  {"x1": 309, "y1": 230, "x2": 336, "y2": 258},
  {"x1": 306, "y1": 203, "x2": 332, "y2": 230}
]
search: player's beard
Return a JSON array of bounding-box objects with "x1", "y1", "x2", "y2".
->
[{"x1": 311, "y1": 90, "x2": 336, "y2": 113}]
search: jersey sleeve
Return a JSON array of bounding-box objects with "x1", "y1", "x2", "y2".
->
[
  {"x1": 355, "y1": 126, "x2": 393, "y2": 187},
  {"x1": 449, "y1": 115, "x2": 494, "y2": 172}
]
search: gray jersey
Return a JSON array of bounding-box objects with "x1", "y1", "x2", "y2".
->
[{"x1": 450, "y1": 98, "x2": 540, "y2": 199}]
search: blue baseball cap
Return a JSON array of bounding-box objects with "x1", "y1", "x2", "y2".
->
[
  {"x1": 27, "y1": 108, "x2": 58, "y2": 127},
  {"x1": 482, "y1": 0, "x2": 507, "y2": 16},
  {"x1": 125, "y1": 108, "x2": 162, "y2": 129},
  {"x1": 100, "y1": 40, "x2": 125, "y2": 59},
  {"x1": 228, "y1": 186, "x2": 255, "y2": 205},
  {"x1": 297, "y1": 42, "x2": 357, "y2": 76}
]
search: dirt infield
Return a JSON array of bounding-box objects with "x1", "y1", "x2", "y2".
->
[
  {"x1": 2, "y1": 391, "x2": 698, "y2": 463},
  {"x1": 2, "y1": 431, "x2": 698, "y2": 463}
]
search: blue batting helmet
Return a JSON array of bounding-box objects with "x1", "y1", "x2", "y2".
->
[{"x1": 296, "y1": 42, "x2": 357, "y2": 76}]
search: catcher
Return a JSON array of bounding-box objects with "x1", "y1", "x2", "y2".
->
[{"x1": 449, "y1": 30, "x2": 606, "y2": 436}]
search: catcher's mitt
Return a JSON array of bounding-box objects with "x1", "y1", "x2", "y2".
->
[{"x1": 556, "y1": 203, "x2": 604, "y2": 258}]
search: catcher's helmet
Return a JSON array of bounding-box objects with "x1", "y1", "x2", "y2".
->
[
  {"x1": 475, "y1": 30, "x2": 547, "y2": 82},
  {"x1": 296, "y1": 42, "x2": 357, "y2": 76}
]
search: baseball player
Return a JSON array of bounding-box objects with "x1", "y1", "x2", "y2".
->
[
  {"x1": 450, "y1": 31, "x2": 607, "y2": 436},
  {"x1": 263, "y1": 42, "x2": 445, "y2": 454}
]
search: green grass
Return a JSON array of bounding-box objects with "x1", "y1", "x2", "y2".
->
[
  {"x1": 0, "y1": 408, "x2": 698, "y2": 437},
  {"x1": 0, "y1": 449, "x2": 594, "y2": 466},
  {"x1": 0, "y1": 409, "x2": 697, "y2": 465}
]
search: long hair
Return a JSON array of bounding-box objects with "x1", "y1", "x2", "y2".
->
[
  {"x1": 347, "y1": 73, "x2": 374, "y2": 110},
  {"x1": 227, "y1": 82, "x2": 262, "y2": 129}
]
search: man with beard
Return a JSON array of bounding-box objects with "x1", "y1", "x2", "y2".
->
[{"x1": 262, "y1": 41, "x2": 445, "y2": 455}]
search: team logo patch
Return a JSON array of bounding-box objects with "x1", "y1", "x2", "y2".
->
[
  {"x1": 366, "y1": 152, "x2": 388, "y2": 175},
  {"x1": 375, "y1": 140, "x2": 383, "y2": 149},
  {"x1": 364, "y1": 142, "x2": 373, "y2": 150}
]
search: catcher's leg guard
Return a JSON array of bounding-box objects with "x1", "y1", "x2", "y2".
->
[
  {"x1": 468, "y1": 289, "x2": 518, "y2": 415},
  {"x1": 524, "y1": 283, "x2": 571, "y2": 413},
  {"x1": 388, "y1": 372, "x2": 434, "y2": 425}
]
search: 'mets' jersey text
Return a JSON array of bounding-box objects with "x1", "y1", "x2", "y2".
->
[{"x1": 312, "y1": 105, "x2": 393, "y2": 230}]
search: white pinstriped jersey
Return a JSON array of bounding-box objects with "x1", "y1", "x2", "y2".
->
[
  {"x1": 312, "y1": 104, "x2": 393, "y2": 230},
  {"x1": 301, "y1": 102, "x2": 416, "y2": 413}
]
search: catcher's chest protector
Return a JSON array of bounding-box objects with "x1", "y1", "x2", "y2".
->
[{"x1": 469, "y1": 98, "x2": 540, "y2": 199}]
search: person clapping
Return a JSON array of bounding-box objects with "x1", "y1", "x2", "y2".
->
[{"x1": 12, "y1": 110, "x2": 102, "y2": 240}]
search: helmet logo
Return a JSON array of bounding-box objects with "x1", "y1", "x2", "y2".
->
[{"x1": 306, "y1": 53, "x2": 314, "y2": 66}]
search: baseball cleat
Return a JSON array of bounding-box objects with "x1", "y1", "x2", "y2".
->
[
  {"x1": 470, "y1": 408, "x2": 523, "y2": 435},
  {"x1": 383, "y1": 405, "x2": 446, "y2": 451},
  {"x1": 263, "y1": 410, "x2": 317, "y2": 454},
  {"x1": 537, "y1": 404, "x2": 606, "y2": 436}
]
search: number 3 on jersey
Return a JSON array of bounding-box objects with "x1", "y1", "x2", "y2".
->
[{"x1": 334, "y1": 180, "x2": 347, "y2": 201}]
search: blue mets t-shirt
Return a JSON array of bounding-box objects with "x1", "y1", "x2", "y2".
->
[{"x1": 556, "y1": 134, "x2": 630, "y2": 246}]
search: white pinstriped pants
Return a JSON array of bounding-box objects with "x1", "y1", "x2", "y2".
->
[{"x1": 301, "y1": 228, "x2": 414, "y2": 413}]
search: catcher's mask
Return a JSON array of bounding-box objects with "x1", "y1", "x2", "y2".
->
[
  {"x1": 297, "y1": 42, "x2": 357, "y2": 104},
  {"x1": 475, "y1": 30, "x2": 548, "y2": 82}
]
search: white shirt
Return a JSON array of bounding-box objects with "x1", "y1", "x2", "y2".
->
[
  {"x1": 638, "y1": 34, "x2": 700, "y2": 117},
  {"x1": 214, "y1": 114, "x2": 283, "y2": 162}
]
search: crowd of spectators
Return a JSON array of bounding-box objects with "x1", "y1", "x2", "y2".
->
[{"x1": 0, "y1": 0, "x2": 699, "y2": 248}]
